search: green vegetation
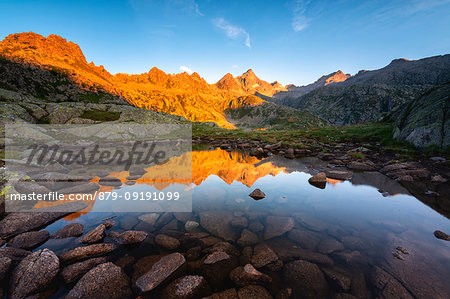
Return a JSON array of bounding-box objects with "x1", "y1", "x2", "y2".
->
[
  {"x1": 80, "y1": 110, "x2": 121, "y2": 122},
  {"x1": 78, "y1": 92, "x2": 105, "y2": 103},
  {"x1": 193, "y1": 122, "x2": 449, "y2": 159}
]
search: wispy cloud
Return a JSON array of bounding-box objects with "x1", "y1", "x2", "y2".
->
[
  {"x1": 179, "y1": 65, "x2": 193, "y2": 74},
  {"x1": 292, "y1": 0, "x2": 310, "y2": 32},
  {"x1": 172, "y1": 0, "x2": 203, "y2": 16},
  {"x1": 213, "y1": 18, "x2": 251, "y2": 48},
  {"x1": 370, "y1": 0, "x2": 450, "y2": 21}
]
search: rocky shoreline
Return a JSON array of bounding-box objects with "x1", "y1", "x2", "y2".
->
[{"x1": 194, "y1": 138, "x2": 450, "y2": 203}]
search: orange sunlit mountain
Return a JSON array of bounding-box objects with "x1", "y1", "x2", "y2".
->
[
  {"x1": 216, "y1": 69, "x2": 286, "y2": 96},
  {"x1": 0, "y1": 32, "x2": 281, "y2": 128}
]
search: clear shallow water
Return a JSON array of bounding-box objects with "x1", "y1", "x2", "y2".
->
[{"x1": 30, "y1": 148, "x2": 450, "y2": 298}]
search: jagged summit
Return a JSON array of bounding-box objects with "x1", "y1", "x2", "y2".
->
[
  {"x1": 215, "y1": 69, "x2": 285, "y2": 96},
  {"x1": 0, "y1": 32, "x2": 87, "y2": 66}
]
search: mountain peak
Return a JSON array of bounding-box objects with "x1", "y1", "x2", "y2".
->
[
  {"x1": 0, "y1": 32, "x2": 87, "y2": 65},
  {"x1": 215, "y1": 72, "x2": 243, "y2": 92},
  {"x1": 324, "y1": 70, "x2": 351, "y2": 85}
]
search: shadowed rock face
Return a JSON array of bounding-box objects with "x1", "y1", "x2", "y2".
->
[
  {"x1": 393, "y1": 83, "x2": 450, "y2": 148},
  {"x1": 272, "y1": 55, "x2": 450, "y2": 127}
]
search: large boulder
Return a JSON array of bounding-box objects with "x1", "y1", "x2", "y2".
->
[
  {"x1": 135, "y1": 253, "x2": 186, "y2": 293},
  {"x1": 66, "y1": 262, "x2": 132, "y2": 299},
  {"x1": 9, "y1": 249, "x2": 59, "y2": 298}
]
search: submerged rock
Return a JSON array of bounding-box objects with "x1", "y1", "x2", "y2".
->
[
  {"x1": 109, "y1": 230, "x2": 148, "y2": 244},
  {"x1": 162, "y1": 275, "x2": 211, "y2": 299},
  {"x1": 264, "y1": 216, "x2": 294, "y2": 240},
  {"x1": 237, "y1": 229, "x2": 259, "y2": 247},
  {"x1": 200, "y1": 211, "x2": 238, "y2": 241},
  {"x1": 283, "y1": 260, "x2": 330, "y2": 298},
  {"x1": 79, "y1": 224, "x2": 106, "y2": 244},
  {"x1": 185, "y1": 220, "x2": 200, "y2": 232},
  {"x1": 371, "y1": 266, "x2": 413, "y2": 299},
  {"x1": 10, "y1": 249, "x2": 59, "y2": 298},
  {"x1": 60, "y1": 257, "x2": 108, "y2": 284},
  {"x1": 287, "y1": 228, "x2": 321, "y2": 251},
  {"x1": 139, "y1": 213, "x2": 160, "y2": 226},
  {"x1": 249, "y1": 189, "x2": 266, "y2": 200},
  {"x1": 237, "y1": 285, "x2": 272, "y2": 299},
  {"x1": 251, "y1": 244, "x2": 278, "y2": 268},
  {"x1": 202, "y1": 251, "x2": 238, "y2": 290},
  {"x1": 230, "y1": 264, "x2": 272, "y2": 286},
  {"x1": 59, "y1": 243, "x2": 116, "y2": 263},
  {"x1": 7, "y1": 230, "x2": 49, "y2": 249},
  {"x1": 318, "y1": 238, "x2": 344, "y2": 254},
  {"x1": 0, "y1": 201, "x2": 88, "y2": 238},
  {"x1": 51, "y1": 223, "x2": 84, "y2": 239},
  {"x1": 204, "y1": 288, "x2": 238, "y2": 299},
  {"x1": 135, "y1": 253, "x2": 186, "y2": 293},
  {"x1": 66, "y1": 262, "x2": 132, "y2": 299},
  {"x1": 322, "y1": 268, "x2": 351, "y2": 291},
  {"x1": 155, "y1": 234, "x2": 181, "y2": 250}
]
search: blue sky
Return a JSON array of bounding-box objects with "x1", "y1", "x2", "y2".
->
[{"x1": 0, "y1": 0, "x2": 449, "y2": 85}]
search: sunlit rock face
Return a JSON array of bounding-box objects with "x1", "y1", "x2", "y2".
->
[{"x1": 0, "y1": 32, "x2": 272, "y2": 128}]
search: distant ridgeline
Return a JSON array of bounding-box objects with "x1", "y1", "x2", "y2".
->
[
  {"x1": 0, "y1": 32, "x2": 449, "y2": 147},
  {"x1": 271, "y1": 55, "x2": 450, "y2": 148}
]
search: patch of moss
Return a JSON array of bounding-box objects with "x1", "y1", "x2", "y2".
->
[
  {"x1": 78, "y1": 92, "x2": 105, "y2": 103},
  {"x1": 80, "y1": 110, "x2": 121, "y2": 122}
]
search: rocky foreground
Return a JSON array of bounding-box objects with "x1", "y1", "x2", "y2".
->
[{"x1": 0, "y1": 158, "x2": 449, "y2": 298}]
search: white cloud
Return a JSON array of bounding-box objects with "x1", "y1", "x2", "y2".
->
[
  {"x1": 232, "y1": 64, "x2": 239, "y2": 68},
  {"x1": 171, "y1": 0, "x2": 203, "y2": 16},
  {"x1": 292, "y1": 0, "x2": 310, "y2": 32},
  {"x1": 179, "y1": 65, "x2": 193, "y2": 74},
  {"x1": 213, "y1": 18, "x2": 251, "y2": 48}
]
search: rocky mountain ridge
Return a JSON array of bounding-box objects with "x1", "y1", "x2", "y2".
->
[
  {"x1": 273, "y1": 70, "x2": 351, "y2": 100},
  {"x1": 0, "y1": 32, "x2": 324, "y2": 130}
]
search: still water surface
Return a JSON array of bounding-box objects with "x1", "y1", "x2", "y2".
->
[{"x1": 35, "y1": 148, "x2": 450, "y2": 298}]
